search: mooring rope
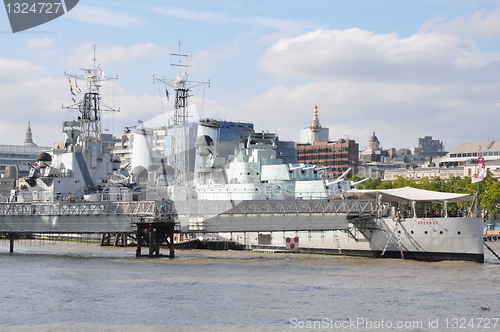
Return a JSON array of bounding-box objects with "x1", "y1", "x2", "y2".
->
[{"x1": 484, "y1": 241, "x2": 500, "y2": 260}]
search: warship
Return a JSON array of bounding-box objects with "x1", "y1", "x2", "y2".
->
[{"x1": 4, "y1": 52, "x2": 485, "y2": 262}]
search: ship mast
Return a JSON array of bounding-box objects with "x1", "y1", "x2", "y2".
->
[
  {"x1": 64, "y1": 45, "x2": 118, "y2": 150},
  {"x1": 153, "y1": 42, "x2": 209, "y2": 185}
]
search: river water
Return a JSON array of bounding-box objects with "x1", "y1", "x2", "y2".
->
[{"x1": 1, "y1": 239, "x2": 499, "y2": 332}]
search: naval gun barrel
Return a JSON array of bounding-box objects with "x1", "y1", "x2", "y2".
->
[
  {"x1": 337, "y1": 167, "x2": 352, "y2": 180},
  {"x1": 289, "y1": 165, "x2": 307, "y2": 171},
  {"x1": 350, "y1": 177, "x2": 370, "y2": 187}
]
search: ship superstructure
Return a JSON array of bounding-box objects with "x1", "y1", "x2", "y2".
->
[{"x1": 15, "y1": 54, "x2": 122, "y2": 202}]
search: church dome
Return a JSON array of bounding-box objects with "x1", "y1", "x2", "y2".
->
[{"x1": 369, "y1": 131, "x2": 379, "y2": 143}]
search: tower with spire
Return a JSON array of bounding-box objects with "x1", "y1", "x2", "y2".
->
[
  {"x1": 309, "y1": 105, "x2": 322, "y2": 144},
  {"x1": 23, "y1": 122, "x2": 38, "y2": 147},
  {"x1": 300, "y1": 105, "x2": 329, "y2": 144}
]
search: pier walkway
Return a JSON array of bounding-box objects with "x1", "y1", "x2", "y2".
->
[{"x1": 0, "y1": 200, "x2": 176, "y2": 257}]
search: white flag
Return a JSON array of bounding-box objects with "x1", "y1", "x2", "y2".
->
[
  {"x1": 472, "y1": 155, "x2": 486, "y2": 183},
  {"x1": 99, "y1": 67, "x2": 106, "y2": 79}
]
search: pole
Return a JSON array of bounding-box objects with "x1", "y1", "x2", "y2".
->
[{"x1": 9, "y1": 233, "x2": 14, "y2": 253}]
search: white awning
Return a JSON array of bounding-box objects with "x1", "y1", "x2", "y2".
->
[{"x1": 343, "y1": 187, "x2": 474, "y2": 204}]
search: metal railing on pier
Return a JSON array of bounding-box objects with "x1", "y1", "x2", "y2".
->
[
  {"x1": 0, "y1": 200, "x2": 175, "y2": 218},
  {"x1": 173, "y1": 199, "x2": 378, "y2": 217}
]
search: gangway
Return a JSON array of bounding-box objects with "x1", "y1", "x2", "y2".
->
[{"x1": 0, "y1": 200, "x2": 177, "y2": 257}]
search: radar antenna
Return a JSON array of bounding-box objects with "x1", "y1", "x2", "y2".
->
[
  {"x1": 63, "y1": 44, "x2": 119, "y2": 150},
  {"x1": 153, "y1": 42, "x2": 209, "y2": 185}
]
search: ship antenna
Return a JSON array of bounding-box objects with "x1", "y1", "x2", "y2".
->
[
  {"x1": 93, "y1": 43, "x2": 97, "y2": 71},
  {"x1": 63, "y1": 45, "x2": 119, "y2": 150},
  {"x1": 152, "y1": 42, "x2": 209, "y2": 185}
]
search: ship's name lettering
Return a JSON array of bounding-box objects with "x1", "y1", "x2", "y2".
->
[{"x1": 417, "y1": 220, "x2": 439, "y2": 225}]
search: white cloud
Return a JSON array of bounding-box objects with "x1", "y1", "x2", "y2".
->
[
  {"x1": 65, "y1": 4, "x2": 144, "y2": 28},
  {"x1": 153, "y1": 6, "x2": 302, "y2": 31},
  {"x1": 0, "y1": 58, "x2": 45, "y2": 83},
  {"x1": 27, "y1": 37, "x2": 54, "y2": 48},
  {"x1": 259, "y1": 28, "x2": 489, "y2": 83},
  {"x1": 419, "y1": 9, "x2": 500, "y2": 38}
]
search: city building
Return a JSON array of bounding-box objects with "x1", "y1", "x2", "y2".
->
[
  {"x1": 275, "y1": 139, "x2": 298, "y2": 164},
  {"x1": 360, "y1": 131, "x2": 385, "y2": 163},
  {"x1": 0, "y1": 123, "x2": 52, "y2": 197},
  {"x1": 418, "y1": 136, "x2": 444, "y2": 153},
  {"x1": 296, "y1": 139, "x2": 359, "y2": 177},
  {"x1": 296, "y1": 106, "x2": 358, "y2": 177},
  {"x1": 438, "y1": 141, "x2": 500, "y2": 167},
  {"x1": 357, "y1": 133, "x2": 448, "y2": 179},
  {"x1": 383, "y1": 167, "x2": 464, "y2": 181}
]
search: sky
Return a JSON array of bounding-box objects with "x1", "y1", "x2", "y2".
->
[{"x1": 2, "y1": 0, "x2": 500, "y2": 151}]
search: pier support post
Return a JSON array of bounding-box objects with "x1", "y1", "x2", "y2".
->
[
  {"x1": 135, "y1": 222, "x2": 175, "y2": 258},
  {"x1": 9, "y1": 233, "x2": 14, "y2": 253},
  {"x1": 136, "y1": 231, "x2": 143, "y2": 257},
  {"x1": 169, "y1": 231, "x2": 175, "y2": 258}
]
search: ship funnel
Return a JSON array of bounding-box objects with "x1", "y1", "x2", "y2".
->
[{"x1": 131, "y1": 127, "x2": 153, "y2": 172}]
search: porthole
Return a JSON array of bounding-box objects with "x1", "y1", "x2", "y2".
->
[
  {"x1": 457, "y1": 231, "x2": 461, "y2": 235},
  {"x1": 398, "y1": 230, "x2": 401, "y2": 234},
  {"x1": 424, "y1": 231, "x2": 428, "y2": 235},
  {"x1": 440, "y1": 231, "x2": 443, "y2": 234},
  {"x1": 410, "y1": 230, "x2": 414, "y2": 234}
]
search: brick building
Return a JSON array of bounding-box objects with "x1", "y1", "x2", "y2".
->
[{"x1": 296, "y1": 139, "x2": 359, "y2": 177}]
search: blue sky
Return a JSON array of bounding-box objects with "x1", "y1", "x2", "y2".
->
[{"x1": 2, "y1": 0, "x2": 500, "y2": 151}]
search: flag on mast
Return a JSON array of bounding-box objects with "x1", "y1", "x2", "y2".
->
[
  {"x1": 75, "y1": 79, "x2": 81, "y2": 94},
  {"x1": 99, "y1": 67, "x2": 106, "y2": 79},
  {"x1": 472, "y1": 154, "x2": 486, "y2": 183}
]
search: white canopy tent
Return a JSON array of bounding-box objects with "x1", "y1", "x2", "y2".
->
[{"x1": 343, "y1": 187, "x2": 475, "y2": 204}]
